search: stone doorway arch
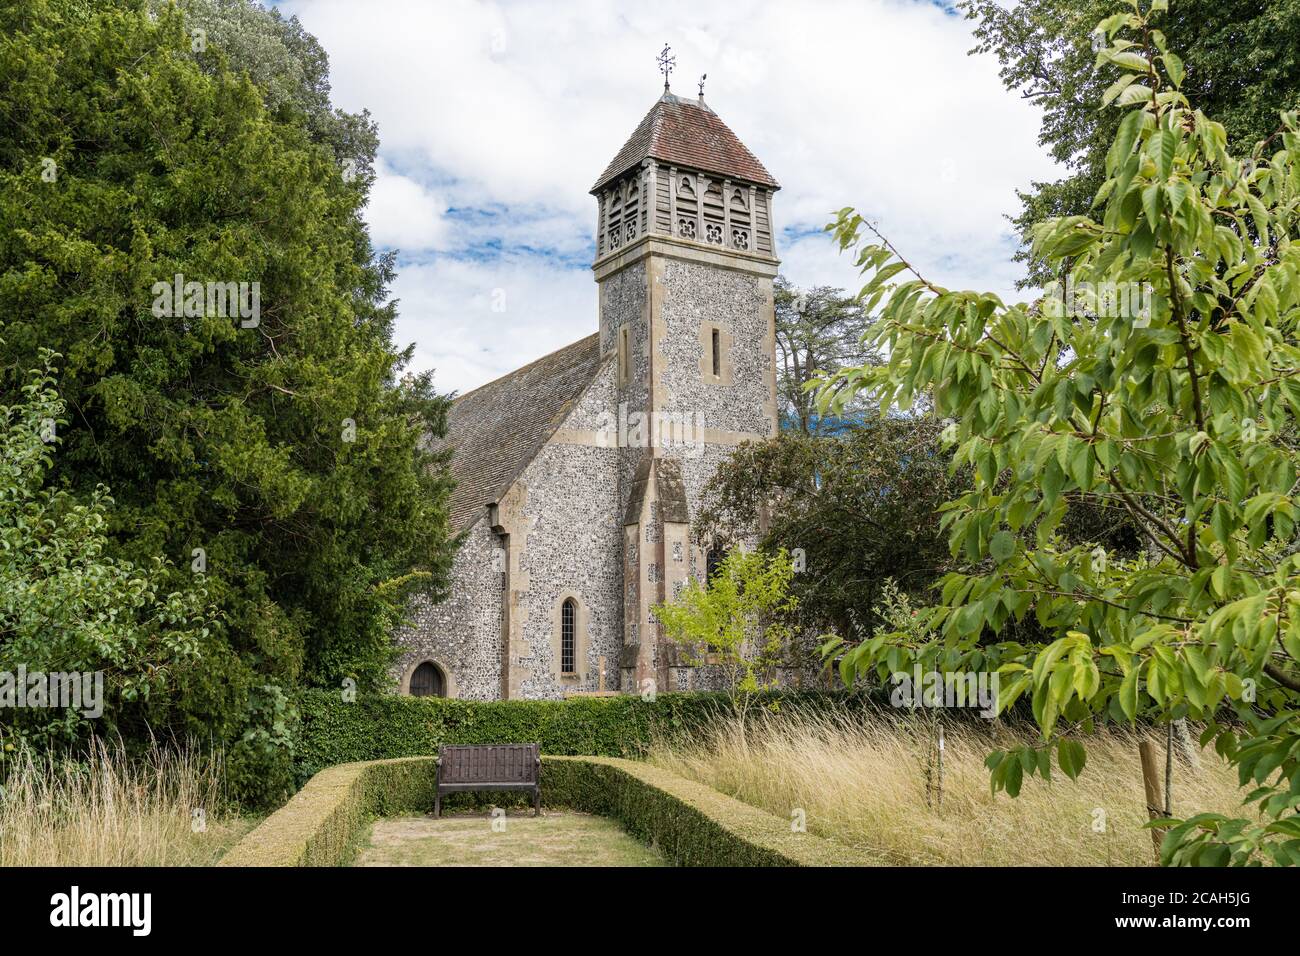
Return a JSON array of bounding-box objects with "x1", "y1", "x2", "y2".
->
[{"x1": 401, "y1": 659, "x2": 455, "y2": 698}]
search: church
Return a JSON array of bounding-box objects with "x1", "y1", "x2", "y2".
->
[{"x1": 393, "y1": 76, "x2": 781, "y2": 700}]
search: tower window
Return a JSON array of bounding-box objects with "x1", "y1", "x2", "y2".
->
[
  {"x1": 561, "y1": 598, "x2": 577, "y2": 674},
  {"x1": 699, "y1": 323, "x2": 728, "y2": 383},
  {"x1": 619, "y1": 325, "x2": 631, "y2": 385}
]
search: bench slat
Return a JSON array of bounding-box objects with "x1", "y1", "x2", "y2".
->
[{"x1": 435, "y1": 743, "x2": 541, "y2": 815}]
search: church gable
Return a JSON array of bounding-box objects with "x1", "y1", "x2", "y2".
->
[
  {"x1": 437, "y1": 332, "x2": 605, "y2": 532},
  {"x1": 504, "y1": 383, "x2": 624, "y2": 699}
]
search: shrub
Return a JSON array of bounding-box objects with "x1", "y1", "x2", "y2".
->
[
  {"x1": 220, "y1": 754, "x2": 879, "y2": 867},
  {"x1": 542, "y1": 756, "x2": 879, "y2": 866},
  {"x1": 291, "y1": 688, "x2": 889, "y2": 785},
  {"x1": 0, "y1": 352, "x2": 207, "y2": 751},
  {"x1": 218, "y1": 757, "x2": 439, "y2": 867}
]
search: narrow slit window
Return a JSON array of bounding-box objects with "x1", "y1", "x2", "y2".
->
[
  {"x1": 561, "y1": 598, "x2": 576, "y2": 674},
  {"x1": 711, "y1": 327, "x2": 721, "y2": 377},
  {"x1": 619, "y1": 326, "x2": 630, "y2": 384}
]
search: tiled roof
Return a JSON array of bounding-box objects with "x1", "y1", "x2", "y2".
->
[
  {"x1": 591, "y1": 93, "x2": 779, "y2": 193},
  {"x1": 437, "y1": 333, "x2": 607, "y2": 532}
]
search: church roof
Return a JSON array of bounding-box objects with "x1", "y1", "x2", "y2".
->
[
  {"x1": 439, "y1": 332, "x2": 607, "y2": 532},
  {"x1": 591, "y1": 92, "x2": 780, "y2": 193}
]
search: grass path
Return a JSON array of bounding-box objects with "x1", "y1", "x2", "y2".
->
[{"x1": 354, "y1": 811, "x2": 664, "y2": 867}]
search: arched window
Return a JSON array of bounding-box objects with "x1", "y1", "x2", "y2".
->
[
  {"x1": 705, "y1": 547, "x2": 723, "y2": 582},
  {"x1": 409, "y1": 661, "x2": 445, "y2": 697},
  {"x1": 560, "y1": 598, "x2": 577, "y2": 674},
  {"x1": 703, "y1": 550, "x2": 724, "y2": 656}
]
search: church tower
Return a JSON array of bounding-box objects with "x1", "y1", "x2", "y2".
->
[{"x1": 591, "y1": 78, "x2": 780, "y2": 694}]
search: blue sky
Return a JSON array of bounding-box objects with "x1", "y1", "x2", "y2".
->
[{"x1": 277, "y1": 0, "x2": 1058, "y2": 394}]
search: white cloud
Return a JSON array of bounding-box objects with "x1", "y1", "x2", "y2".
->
[
  {"x1": 278, "y1": 0, "x2": 1059, "y2": 391},
  {"x1": 389, "y1": 254, "x2": 595, "y2": 396},
  {"x1": 365, "y1": 159, "x2": 451, "y2": 252}
]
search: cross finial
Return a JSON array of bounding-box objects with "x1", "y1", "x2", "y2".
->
[
  {"x1": 657, "y1": 43, "x2": 675, "y2": 93},
  {"x1": 698, "y1": 73, "x2": 707, "y2": 99}
]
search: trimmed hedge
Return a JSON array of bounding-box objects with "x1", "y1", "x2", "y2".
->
[
  {"x1": 219, "y1": 754, "x2": 880, "y2": 867},
  {"x1": 292, "y1": 688, "x2": 887, "y2": 785},
  {"x1": 542, "y1": 756, "x2": 880, "y2": 866},
  {"x1": 218, "y1": 757, "x2": 438, "y2": 867}
]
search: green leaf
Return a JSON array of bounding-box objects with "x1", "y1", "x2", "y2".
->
[
  {"x1": 1156, "y1": 129, "x2": 1177, "y2": 179},
  {"x1": 1058, "y1": 739, "x2": 1087, "y2": 781},
  {"x1": 1004, "y1": 757, "x2": 1024, "y2": 798},
  {"x1": 1119, "y1": 666, "x2": 1140, "y2": 721},
  {"x1": 1142, "y1": 183, "x2": 1163, "y2": 227},
  {"x1": 1161, "y1": 52, "x2": 1185, "y2": 88},
  {"x1": 989, "y1": 530, "x2": 1016, "y2": 563},
  {"x1": 1109, "y1": 50, "x2": 1151, "y2": 72},
  {"x1": 1116, "y1": 83, "x2": 1154, "y2": 107},
  {"x1": 1102, "y1": 74, "x2": 1139, "y2": 107}
]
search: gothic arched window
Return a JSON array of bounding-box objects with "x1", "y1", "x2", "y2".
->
[
  {"x1": 705, "y1": 547, "x2": 724, "y2": 582},
  {"x1": 702, "y1": 549, "x2": 725, "y2": 655},
  {"x1": 560, "y1": 598, "x2": 577, "y2": 674}
]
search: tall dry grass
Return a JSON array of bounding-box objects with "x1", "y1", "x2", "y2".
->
[
  {"x1": 650, "y1": 708, "x2": 1257, "y2": 866},
  {"x1": 0, "y1": 739, "x2": 255, "y2": 866}
]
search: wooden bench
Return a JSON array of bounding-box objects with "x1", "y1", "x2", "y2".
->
[{"x1": 434, "y1": 743, "x2": 541, "y2": 817}]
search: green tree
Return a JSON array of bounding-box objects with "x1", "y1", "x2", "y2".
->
[
  {"x1": 0, "y1": 1, "x2": 455, "y2": 800},
  {"x1": 652, "y1": 548, "x2": 797, "y2": 702},
  {"x1": 820, "y1": 1, "x2": 1300, "y2": 865},
  {"x1": 0, "y1": 351, "x2": 207, "y2": 750},
  {"x1": 774, "y1": 276, "x2": 875, "y2": 433},
  {"x1": 963, "y1": 0, "x2": 1300, "y2": 286},
  {"x1": 694, "y1": 420, "x2": 961, "y2": 643},
  {"x1": 148, "y1": 0, "x2": 380, "y2": 174}
]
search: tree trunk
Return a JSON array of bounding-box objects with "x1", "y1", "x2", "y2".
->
[{"x1": 1171, "y1": 717, "x2": 1201, "y2": 771}]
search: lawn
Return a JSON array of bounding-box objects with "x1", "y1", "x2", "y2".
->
[{"x1": 354, "y1": 811, "x2": 664, "y2": 867}]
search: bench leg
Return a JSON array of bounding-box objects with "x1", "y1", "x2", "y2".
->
[
  {"x1": 434, "y1": 792, "x2": 441, "y2": 818},
  {"x1": 533, "y1": 786, "x2": 541, "y2": 817}
]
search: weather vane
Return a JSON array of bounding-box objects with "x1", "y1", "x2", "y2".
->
[
  {"x1": 657, "y1": 43, "x2": 675, "y2": 93},
  {"x1": 698, "y1": 73, "x2": 707, "y2": 98}
]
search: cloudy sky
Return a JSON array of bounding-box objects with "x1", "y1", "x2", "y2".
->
[{"x1": 276, "y1": 0, "x2": 1059, "y2": 395}]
